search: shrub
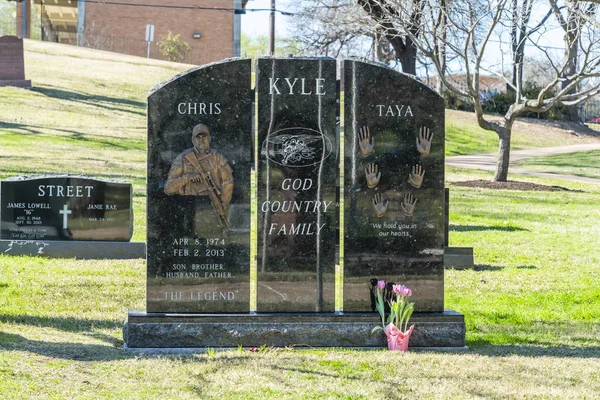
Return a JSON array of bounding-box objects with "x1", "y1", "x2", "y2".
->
[
  {"x1": 158, "y1": 32, "x2": 191, "y2": 63},
  {"x1": 444, "y1": 91, "x2": 474, "y2": 112},
  {"x1": 482, "y1": 82, "x2": 577, "y2": 121}
]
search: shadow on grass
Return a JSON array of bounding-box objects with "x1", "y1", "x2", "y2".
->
[
  {"x1": 276, "y1": 366, "x2": 363, "y2": 381},
  {"x1": 450, "y1": 224, "x2": 528, "y2": 232},
  {"x1": 0, "y1": 314, "x2": 122, "y2": 333},
  {"x1": 467, "y1": 340, "x2": 600, "y2": 358},
  {"x1": 31, "y1": 86, "x2": 145, "y2": 116},
  {"x1": 0, "y1": 331, "x2": 130, "y2": 361},
  {"x1": 472, "y1": 264, "x2": 537, "y2": 271},
  {"x1": 0, "y1": 121, "x2": 144, "y2": 150}
]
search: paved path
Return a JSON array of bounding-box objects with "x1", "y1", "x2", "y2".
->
[{"x1": 446, "y1": 143, "x2": 600, "y2": 185}]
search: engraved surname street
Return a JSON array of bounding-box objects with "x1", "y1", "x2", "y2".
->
[{"x1": 37, "y1": 185, "x2": 94, "y2": 197}]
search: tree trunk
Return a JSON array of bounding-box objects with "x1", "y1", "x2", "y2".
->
[
  {"x1": 494, "y1": 131, "x2": 512, "y2": 181},
  {"x1": 398, "y1": 40, "x2": 417, "y2": 75},
  {"x1": 562, "y1": 5, "x2": 581, "y2": 121}
]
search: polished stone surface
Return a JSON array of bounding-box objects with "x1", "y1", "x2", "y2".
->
[
  {"x1": 0, "y1": 36, "x2": 31, "y2": 87},
  {"x1": 342, "y1": 60, "x2": 445, "y2": 312},
  {"x1": 1, "y1": 175, "x2": 132, "y2": 241},
  {"x1": 256, "y1": 58, "x2": 338, "y2": 312},
  {"x1": 444, "y1": 247, "x2": 475, "y2": 269},
  {"x1": 147, "y1": 59, "x2": 252, "y2": 313},
  {"x1": 0, "y1": 239, "x2": 144, "y2": 259},
  {"x1": 124, "y1": 310, "x2": 465, "y2": 348}
]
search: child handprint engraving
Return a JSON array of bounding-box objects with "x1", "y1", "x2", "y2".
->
[
  {"x1": 372, "y1": 193, "x2": 388, "y2": 217},
  {"x1": 358, "y1": 126, "x2": 374, "y2": 156},
  {"x1": 401, "y1": 193, "x2": 417, "y2": 217},
  {"x1": 365, "y1": 163, "x2": 381, "y2": 188},
  {"x1": 417, "y1": 126, "x2": 433, "y2": 156},
  {"x1": 408, "y1": 164, "x2": 425, "y2": 188}
]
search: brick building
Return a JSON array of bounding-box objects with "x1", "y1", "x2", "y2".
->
[{"x1": 16, "y1": 0, "x2": 247, "y2": 65}]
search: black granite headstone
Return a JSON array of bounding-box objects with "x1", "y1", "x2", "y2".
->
[
  {"x1": 147, "y1": 59, "x2": 252, "y2": 313},
  {"x1": 343, "y1": 60, "x2": 445, "y2": 312},
  {"x1": 0, "y1": 175, "x2": 132, "y2": 241},
  {"x1": 256, "y1": 58, "x2": 338, "y2": 312}
]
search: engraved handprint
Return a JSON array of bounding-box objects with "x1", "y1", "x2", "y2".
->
[
  {"x1": 401, "y1": 193, "x2": 417, "y2": 217},
  {"x1": 408, "y1": 164, "x2": 425, "y2": 188},
  {"x1": 372, "y1": 193, "x2": 388, "y2": 217},
  {"x1": 416, "y1": 126, "x2": 433, "y2": 156},
  {"x1": 365, "y1": 163, "x2": 381, "y2": 188},
  {"x1": 358, "y1": 126, "x2": 374, "y2": 156}
]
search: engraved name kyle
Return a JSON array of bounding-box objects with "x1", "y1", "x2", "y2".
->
[{"x1": 269, "y1": 78, "x2": 327, "y2": 95}]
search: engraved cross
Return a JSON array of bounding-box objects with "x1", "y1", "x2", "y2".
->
[{"x1": 59, "y1": 204, "x2": 72, "y2": 229}]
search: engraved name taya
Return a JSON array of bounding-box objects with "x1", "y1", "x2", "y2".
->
[{"x1": 376, "y1": 104, "x2": 413, "y2": 117}]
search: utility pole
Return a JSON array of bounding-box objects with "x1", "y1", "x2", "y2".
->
[{"x1": 269, "y1": 0, "x2": 275, "y2": 56}]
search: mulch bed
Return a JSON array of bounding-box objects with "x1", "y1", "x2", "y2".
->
[{"x1": 451, "y1": 180, "x2": 573, "y2": 191}]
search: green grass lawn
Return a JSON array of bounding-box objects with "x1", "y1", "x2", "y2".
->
[
  {"x1": 1, "y1": 41, "x2": 600, "y2": 398},
  {"x1": 444, "y1": 114, "x2": 596, "y2": 156},
  {"x1": 513, "y1": 150, "x2": 600, "y2": 180}
]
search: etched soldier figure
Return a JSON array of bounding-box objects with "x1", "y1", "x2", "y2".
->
[{"x1": 164, "y1": 123, "x2": 233, "y2": 227}]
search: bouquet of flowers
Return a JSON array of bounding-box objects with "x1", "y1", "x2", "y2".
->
[{"x1": 371, "y1": 280, "x2": 415, "y2": 351}]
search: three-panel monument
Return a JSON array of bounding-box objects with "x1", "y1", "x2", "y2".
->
[{"x1": 123, "y1": 58, "x2": 466, "y2": 351}]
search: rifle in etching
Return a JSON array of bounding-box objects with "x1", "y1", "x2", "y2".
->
[{"x1": 184, "y1": 153, "x2": 231, "y2": 229}]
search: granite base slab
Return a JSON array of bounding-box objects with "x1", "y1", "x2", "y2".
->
[
  {"x1": 124, "y1": 310, "x2": 466, "y2": 350},
  {"x1": 124, "y1": 345, "x2": 469, "y2": 355},
  {"x1": 444, "y1": 247, "x2": 474, "y2": 269},
  {"x1": 0, "y1": 240, "x2": 145, "y2": 259},
  {"x1": 0, "y1": 79, "x2": 31, "y2": 88}
]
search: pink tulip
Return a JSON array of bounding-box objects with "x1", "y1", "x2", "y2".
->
[
  {"x1": 398, "y1": 286, "x2": 412, "y2": 297},
  {"x1": 377, "y1": 280, "x2": 386, "y2": 289},
  {"x1": 385, "y1": 323, "x2": 401, "y2": 338},
  {"x1": 392, "y1": 284, "x2": 404, "y2": 294}
]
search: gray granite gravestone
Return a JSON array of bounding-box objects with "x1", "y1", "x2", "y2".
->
[
  {"x1": 1, "y1": 175, "x2": 132, "y2": 241},
  {"x1": 342, "y1": 60, "x2": 445, "y2": 312},
  {"x1": 256, "y1": 57, "x2": 338, "y2": 312},
  {"x1": 146, "y1": 59, "x2": 253, "y2": 313},
  {"x1": 0, "y1": 36, "x2": 31, "y2": 88},
  {"x1": 124, "y1": 58, "x2": 465, "y2": 352},
  {"x1": 0, "y1": 175, "x2": 142, "y2": 259}
]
